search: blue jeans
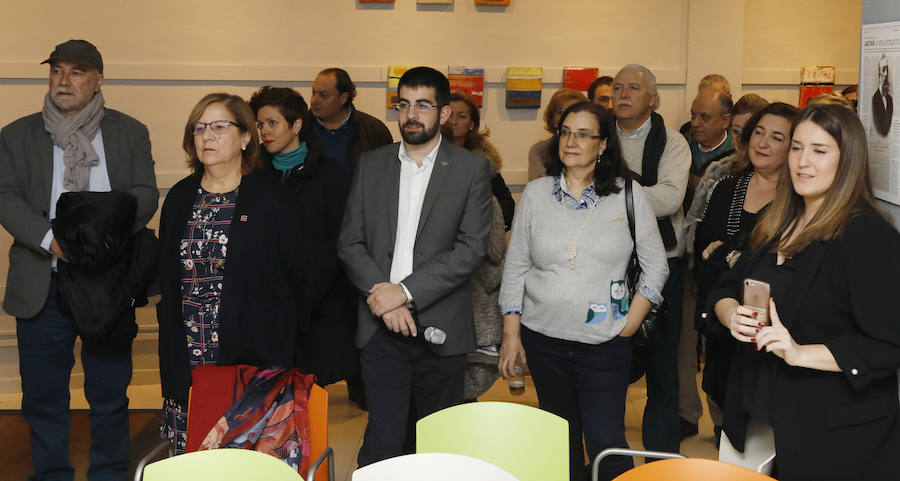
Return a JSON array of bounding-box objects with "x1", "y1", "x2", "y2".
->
[
  {"x1": 522, "y1": 326, "x2": 634, "y2": 481},
  {"x1": 641, "y1": 257, "x2": 683, "y2": 453},
  {"x1": 16, "y1": 279, "x2": 132, "y2": 481}
]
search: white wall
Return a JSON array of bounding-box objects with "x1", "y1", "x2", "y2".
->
[{"x1": 0, "y1": 0, "x2": 862, "y2": 393}]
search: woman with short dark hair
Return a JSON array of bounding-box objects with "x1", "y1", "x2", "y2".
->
[{"x1": 249, "y1": 85, "x2": 357, "y2": 388}]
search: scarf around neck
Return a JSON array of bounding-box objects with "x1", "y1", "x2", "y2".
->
[
  {"x1": 272, "y1": 141, "x2": 308, "y2": 171},
  {"x1": 42, "y1": 90, "x2": 106, "y2": 192}
]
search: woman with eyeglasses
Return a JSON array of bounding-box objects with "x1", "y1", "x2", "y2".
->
[
  {"x1": 528, "y1": 88, "x2": 588, "y2": 181},
  {"x1": 499, "y1": 102, "x2": 668, "y2": 481},
  {"x1": 156, "y1": 93, "x2": 312, "y2": 452},
  {"x1": 248, "y1": 86, "x2": 357, "y2": 389},
  {"x1": 709, "y1": 103, "x2": 900, "y2": 480}
]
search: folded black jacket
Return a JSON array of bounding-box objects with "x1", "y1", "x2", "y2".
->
[{"x1": 52, "y1": 190, "x2": 158, "y2": 344}]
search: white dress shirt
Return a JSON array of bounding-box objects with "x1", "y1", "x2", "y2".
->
[
  {"x1": 40, "y1": 130, "x2": 111, "y2": 268},
  {"x1": 389, "y1": 136, "x2": 442, "y2": 301}
]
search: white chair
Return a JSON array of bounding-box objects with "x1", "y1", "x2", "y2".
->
[
  {"x1": 352, "y1": 453, "x2": 521, "y2": 481},
  {"x1": 718, "y1": 419, "x2": 776, "y2": 475}
]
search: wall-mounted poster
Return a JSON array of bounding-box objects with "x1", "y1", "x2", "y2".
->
[
  {"x1": 448, "y1": 66, "x2": 485, "y2": 106},
  {"x1": 506, "y1": 67, "x2": 542, "y2": 109},
  {"x1": 418, "y1": 0, "x2": 453, "y2": 3},
  {"x1": 563, "y1": 66, "x2": 599, "y2": 93},
  {"x1": 387, "y1": 65, "x2": 414, "y2": 108},
  {"x1": 475, "y1": 0, "x2": 509, "y2": 5},
  {"x1": 860, "y1": 20, "x2": 900, "y2": 205}
]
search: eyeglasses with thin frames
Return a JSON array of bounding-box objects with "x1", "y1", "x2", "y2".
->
[
  {"x1": 394, "y1": 101, "x2": 440, "y2": 114},
  {"x1": 557, "y1": 127, "x2": 603, "y2": 142},
  {"x1": 190, "y1": 120, "x2": 244, "y2": 136}
]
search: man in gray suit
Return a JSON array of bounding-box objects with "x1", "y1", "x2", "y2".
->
[
  {"x1": 338, "y1": 66, "x2": 492, "y2": 466},
  {"x1": 0, "y1": 40, "x2": 158, "y2": 481}
]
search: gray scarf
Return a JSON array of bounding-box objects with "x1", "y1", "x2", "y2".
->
[{"x1": 42, "y1": 90, "x2": 105, "y2": 192}]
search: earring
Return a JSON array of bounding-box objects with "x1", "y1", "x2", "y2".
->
[{"x1": 241, "y1": 145, "x2": 246, "y2": 151}]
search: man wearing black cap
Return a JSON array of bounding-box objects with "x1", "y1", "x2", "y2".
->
[{"x1": 0, "y1": 40, "x2": 158, "y2": 481}]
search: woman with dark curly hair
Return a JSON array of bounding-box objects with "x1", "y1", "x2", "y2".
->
[{"x1": 499, "y1": 101, "x2": 668, "y2": 480}]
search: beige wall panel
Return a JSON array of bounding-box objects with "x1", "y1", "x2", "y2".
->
[
  {"x1": 742, "y1": 0, "x2": 861, "y2": 86},
  {"x1": 1, "y1": 1, "x2": 688, "y2": 78}
]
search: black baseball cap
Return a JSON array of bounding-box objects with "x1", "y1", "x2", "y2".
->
[{"x1": 41, "y1": 39, "x2": 103, "y2": 74}]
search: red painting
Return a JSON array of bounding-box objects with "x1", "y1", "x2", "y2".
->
[{"x1": 563, "y1": 67, "x2": 599, "y2": 93}]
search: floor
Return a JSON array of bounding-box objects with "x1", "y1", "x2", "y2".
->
[{"x1": 0, "y1": 372, "x2": 719, "y2": 481}]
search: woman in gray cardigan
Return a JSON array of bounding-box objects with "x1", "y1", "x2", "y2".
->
[{"x1": 499, "y1": 102, "x2": 668, "y2": 481}]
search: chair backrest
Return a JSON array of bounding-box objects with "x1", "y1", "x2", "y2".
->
[
  {"x1": 184, "y1": 365, "x2": 330, "y2": 481},
  {"x1": 613, "y1": 458, "x2": 777, "y2": 480},
  {"x1": 416, "y1": 401, "x2": 568, "y2": 481},
  {"x1": 352, "y1": 453, "x2": 521, "y2": 481},
  {"x1": 143, "y1": 448, "x2": 302, "y2": 481}
]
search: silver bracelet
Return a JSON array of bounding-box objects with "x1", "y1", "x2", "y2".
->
[{"x1": 725, "y1": 249, "x2": 739, "y2": 264}]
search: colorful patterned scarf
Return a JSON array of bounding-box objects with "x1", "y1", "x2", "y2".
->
[{"x1": 198, "y1": 367, "x2": 316, "y2": 474}]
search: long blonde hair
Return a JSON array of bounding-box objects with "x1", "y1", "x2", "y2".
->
[{"x1": 750, "y1": 104, "x2": 885, "y2": 256}]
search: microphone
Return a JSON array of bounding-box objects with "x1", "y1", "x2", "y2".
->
[{"x1": 423, "y1": 326, "x2": 446, "y2": 345}]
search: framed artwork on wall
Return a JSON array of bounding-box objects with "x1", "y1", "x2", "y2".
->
[
  {"x1": 418, "y1": 0, "x2": 453, "y2": 3},
  {"x1": 475, "y1": 0, "x2": 509, "y2": 5},
  {"x1": 506, "y1": 67, "x2": 542, "y2": 109},
  {"x1": 359, "y1": 0, "x2": 394, "y2": 3},
  {"x1": 387, "y1": 65, "x2": 415, "y2": 107},
  {"x1": 563, "y1": 66, "x2": 599, "y2": 93},
  {"x1": 448, "y1": 66, "x2": 485, "y2": 106}
]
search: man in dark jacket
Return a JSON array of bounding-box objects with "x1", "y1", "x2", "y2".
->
[
  {"x1": 0, "y1": 40, "x2": 158, "y2": 481},
  {"x1": 310, "y1": 68, "x2": 394, "y2": 179}
]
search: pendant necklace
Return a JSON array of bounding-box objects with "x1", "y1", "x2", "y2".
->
[{"x1": 561, "y1": 194, "x2": 596, "y2": 270}]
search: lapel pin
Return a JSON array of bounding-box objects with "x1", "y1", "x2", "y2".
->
[
  {"x1": 240, "y1": 215, "x2": 248, "y2": 222},
  {"x1": 441, "y1": 160, "x2": 448, "y2": 167}
]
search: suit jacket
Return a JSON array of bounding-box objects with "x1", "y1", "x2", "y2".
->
[
  {"x1": 872, "y1": 89, "x2": 893, "y2": 137},
  {"x1": 338, "y1": 140, "x2": 492, "y2": 356},
  {"x1": 0, "y1": 109, "x2": 158, "y2": 318},
  {"x1": 708, "y1": 210, "x2": 900, "y2": 480}
]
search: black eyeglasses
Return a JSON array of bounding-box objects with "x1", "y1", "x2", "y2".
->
[{"x1": 190, "y1": 120, "x2": 244, "y2": 136}]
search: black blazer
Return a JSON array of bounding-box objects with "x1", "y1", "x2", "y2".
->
[
  {"x1": 156, "y1": 171, "x2": 313, "y2": 400},
  {"x1": 872, "y1": 90, "x2": 893, "y2": 137},
  {"x1": 708, "y1": 210, "x2": 900, "y2": 480}
]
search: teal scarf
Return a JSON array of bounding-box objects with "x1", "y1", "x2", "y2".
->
[{"x1": 272, "y1": 142, "x2": 308, "y2": 171}]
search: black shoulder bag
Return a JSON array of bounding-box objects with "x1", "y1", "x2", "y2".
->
[{"x1": 624, "y1": 178, "x2": 669, "y2": 384}]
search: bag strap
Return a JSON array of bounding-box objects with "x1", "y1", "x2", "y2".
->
[
  {"x1": 625, "y1": 177, "x2": 636, "y2": 242},
  {"x1": 625, "y1": 178, "x2": 640, "y2": 293}
]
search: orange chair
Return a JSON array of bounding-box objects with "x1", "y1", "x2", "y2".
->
[
  {"x1": 134, "y1": 366, "x2": 332, "y2": 481},
  {"x1": 612, "y1": 458, "x2": 776, "y2": 480}
]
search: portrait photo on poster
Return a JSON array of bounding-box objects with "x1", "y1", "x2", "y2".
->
[{"x1": 860, "y1": 20, "x2": 900, "y2": 206}]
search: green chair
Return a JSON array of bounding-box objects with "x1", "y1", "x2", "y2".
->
[
  {"x1": 143, "y1": 448, "x2": 303, "y2": 481},
  {"x1": 416, "y1": 401, "x2": 568, "y2": 481}
]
